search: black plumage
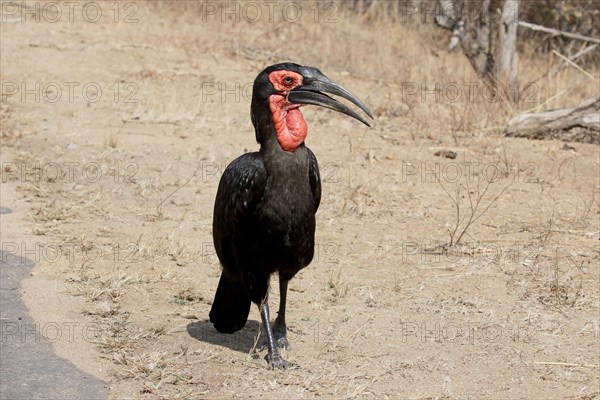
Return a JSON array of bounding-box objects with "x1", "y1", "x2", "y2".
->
[{"x1": 209, "y1": 63, "x2": 372, "y2": 368}]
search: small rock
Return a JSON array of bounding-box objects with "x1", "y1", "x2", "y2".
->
[
  {"x1": 561, "y1": 143, "x2": 576, "y2": 151},
  {"x1": 434, "y1": 150, "x2": 457, "y2": 159}
]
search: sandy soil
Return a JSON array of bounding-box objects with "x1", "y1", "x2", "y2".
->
[{"x1": 1, "y1": 2, "x2": 599, "y2": 399}]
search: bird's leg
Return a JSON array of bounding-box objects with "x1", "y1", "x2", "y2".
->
[
  {"x1": 273, "y1": 278, "x2": 291, "y2": 350},
  {"x1": 257, "y1": 279, "x2": 290, "y2": 350},
  {"x1": 259, "y1": 298, "x2": 294, "y2": 369}
]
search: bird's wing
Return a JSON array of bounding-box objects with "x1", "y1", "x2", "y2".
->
[
  {"x1": 307, "y1": 148, "x2": 321, "y2": 212},
  {"x1": 212, "y1": 152, "x2": 268, "y2": 262}
]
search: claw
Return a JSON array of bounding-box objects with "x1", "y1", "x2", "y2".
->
[{"x1": 265, "y1": 353, "x2": 297, "y2": 370}]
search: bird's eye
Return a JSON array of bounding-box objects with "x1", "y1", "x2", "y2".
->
[{"x1": 283, "y1": 76, "x2": 294, "y2": 86}]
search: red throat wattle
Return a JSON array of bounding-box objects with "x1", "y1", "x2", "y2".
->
[{"x1": 269, "y1": 95, "x2": 307, "y2": 152}]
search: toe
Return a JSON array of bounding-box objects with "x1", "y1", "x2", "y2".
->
[
  {"x1": 265, "y1": 353, "x2": 297, "y2": 370},
  {"x1": 276, "y1": 336, "x2": 291, "y2": 350}
]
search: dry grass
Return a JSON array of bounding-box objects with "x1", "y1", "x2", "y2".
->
[
  {"x1": 0, "y1": 104, "x2": 19, "y2": 143},
  {"x1": 327, "y1": 266, "x2": 348, "y2": 299},
  {"x1": 145, "y1": 1, "x2": 598, "y2": 130}
]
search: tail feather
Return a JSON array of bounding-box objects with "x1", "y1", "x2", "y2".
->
[{"x1": 209, "y1": 273, "x2": 251, "y2": 334}]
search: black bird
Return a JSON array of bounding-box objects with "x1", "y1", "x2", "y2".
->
[{"x1": 209, "y1": 63, "x2": 372, "y2": 369}]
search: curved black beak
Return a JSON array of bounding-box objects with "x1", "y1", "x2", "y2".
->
[{"x1": 287, "y1": 68, "x2": 373, "y2": 127}]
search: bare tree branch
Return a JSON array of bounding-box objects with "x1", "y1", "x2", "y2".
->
[{"x1": 518, "y1": 21, "x2": 600, "y2": 45}]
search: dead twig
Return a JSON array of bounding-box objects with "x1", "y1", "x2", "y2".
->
[
  {"x1": 156, "y1": 162, "x2": 203, "y2": 217},
  {"x1": 534, "y1": 361, "x2": 599, "y2": 368},
  {"x1": 438, "y1": 169, "x2": 513, "y2": 247}
]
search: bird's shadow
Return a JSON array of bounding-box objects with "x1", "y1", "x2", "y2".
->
[{"x1": 186, "y1": 319, "x2": 260, "y2": 354}]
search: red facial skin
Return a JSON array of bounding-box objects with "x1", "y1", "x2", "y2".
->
[{"x1": 267, "y1": 70, "x2": 307, "y2": 152}]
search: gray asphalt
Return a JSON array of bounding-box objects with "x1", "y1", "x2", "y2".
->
[{"x1": 0, "y1": 248, "x2": 108, "y2": 400}]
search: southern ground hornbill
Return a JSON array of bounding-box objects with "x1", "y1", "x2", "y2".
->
[{"x1": 209, "y1": 63, "x2": 372, "y2": 369}]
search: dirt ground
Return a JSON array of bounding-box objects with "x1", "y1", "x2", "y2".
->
[{"x1": 1, "y1": 2, "x2": 599, "y2": 399}]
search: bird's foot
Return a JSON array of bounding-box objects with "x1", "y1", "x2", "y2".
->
[{"x1": 265, "y1": 352, "x2": 297, "y2": 370}]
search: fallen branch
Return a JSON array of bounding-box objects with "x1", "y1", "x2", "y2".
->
[{"x1": 506, "y1": 96, "x2": 600, "y2": 143}]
